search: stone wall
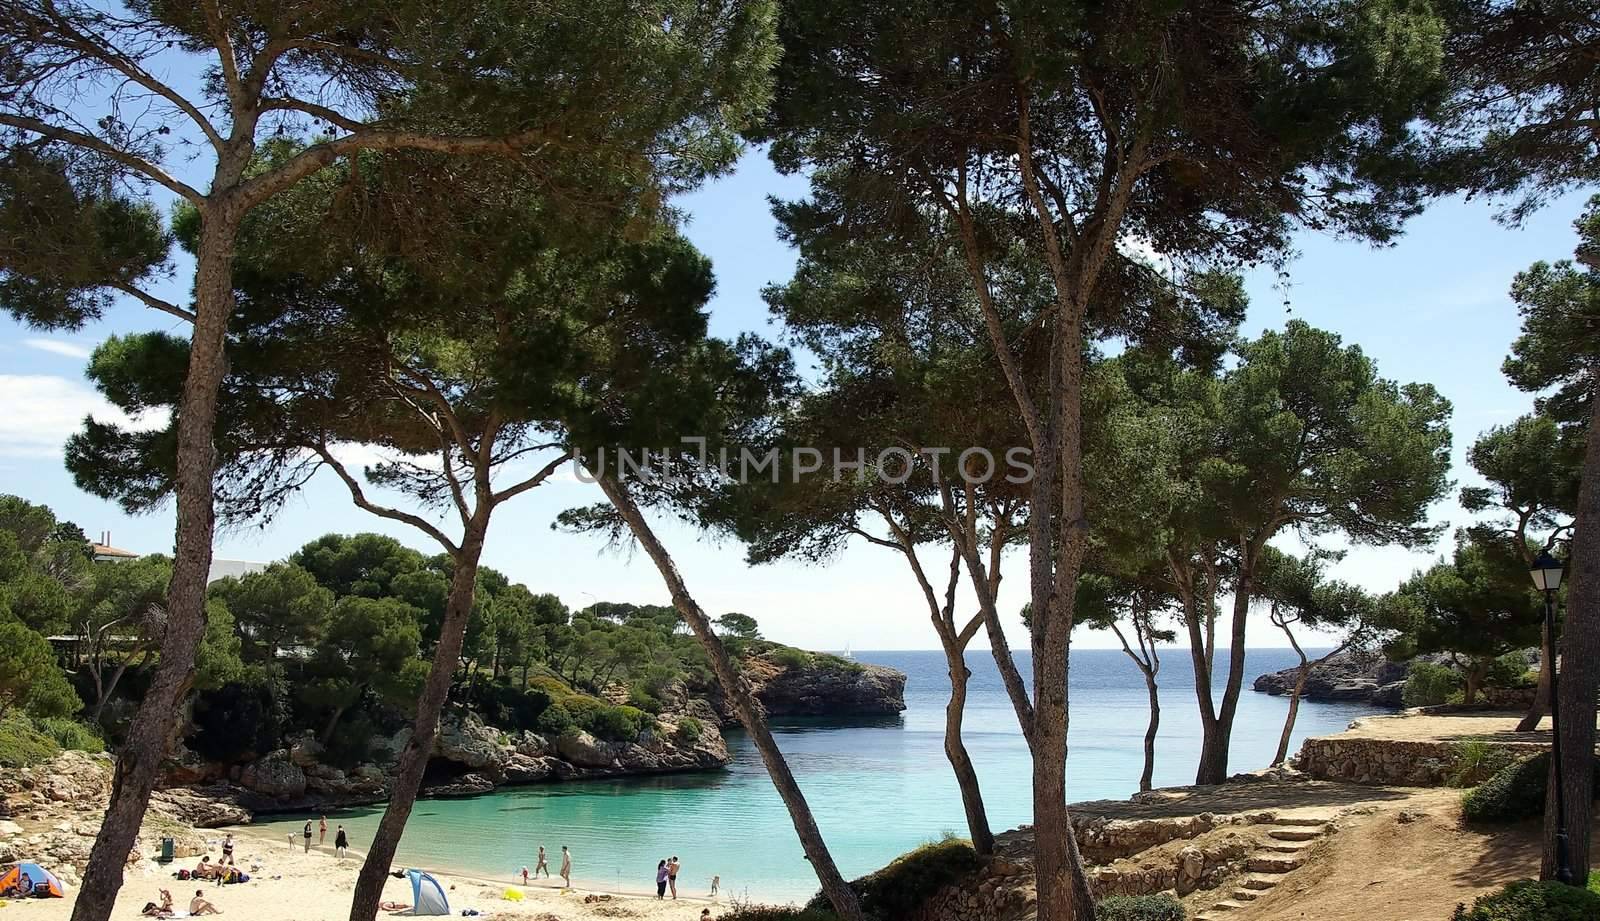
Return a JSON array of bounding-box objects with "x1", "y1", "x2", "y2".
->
[{"x1": 1294, "y1": 736, "x2": 1546, "y2": 786}]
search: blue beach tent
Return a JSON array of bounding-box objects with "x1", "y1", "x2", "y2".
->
[{"x1": 402, "y1": 869, "x2": 449, "y2": 916}]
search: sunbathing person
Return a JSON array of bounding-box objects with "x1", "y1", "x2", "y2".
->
[
  {"x1": 379, "y1": 901, "x2": 411, "y2": 912},
  {"x1": 190, "y1": 888, "x2": 222, "y2": 915}
]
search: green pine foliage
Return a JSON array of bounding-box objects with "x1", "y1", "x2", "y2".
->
[{"x1": 1450, "y1": 880, "x2": 1600, "y2": 921}]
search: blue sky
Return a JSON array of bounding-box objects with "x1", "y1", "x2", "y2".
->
[{"x1": 1, "y1": 136, "x2": 1589, "y2": 650}]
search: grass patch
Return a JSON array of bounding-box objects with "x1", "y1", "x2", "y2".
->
[
  {"x1": 0, "y1": 713, "x2": 61, "y2": 767},
  {"x1": 804, "y1": 837, "x2": 980, "y2": 920}
]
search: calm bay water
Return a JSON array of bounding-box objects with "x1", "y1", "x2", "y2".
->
[{"x1": 247, "y1": 649, "x2": 1374, "y2": 902}]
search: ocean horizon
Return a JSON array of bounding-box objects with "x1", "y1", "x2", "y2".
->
[{"x1": 247, "y1": 648, "x2": 1377, "y2": 903}]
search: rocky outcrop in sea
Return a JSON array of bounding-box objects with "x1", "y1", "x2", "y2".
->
[
  {"x1": 707, "y1": 653, "x2": 908, "y2": 720},
  {"x1": 1251, "y1": 650, "x2": 1412, "y2": 707}
]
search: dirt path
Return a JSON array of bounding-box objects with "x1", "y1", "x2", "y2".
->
[{"x1": 1233, "y1": 789, "x2": 1587, "y2": 921}]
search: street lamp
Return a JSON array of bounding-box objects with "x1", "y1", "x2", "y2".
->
[{"x1": 1530, "y1": 549, "x2": 1572, "y2": 884}]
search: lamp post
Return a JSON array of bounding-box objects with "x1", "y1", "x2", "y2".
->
[{"x1": 1530, "y1": 549, "x2": 1571, "y2": 884}]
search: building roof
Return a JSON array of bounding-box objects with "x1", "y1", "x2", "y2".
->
[{"x1": 91, "y1": 543, "x2": 139, "y2": 559}]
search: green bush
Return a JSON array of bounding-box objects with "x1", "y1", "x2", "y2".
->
[
  {"x1": 536, "y1": 701, "x2": 576, "y2": 735},
  {"x1": 814, "y1": 653, "x2": 864, "y2": 674},
  {"x1": 1448, "y1": 740, "x2": 1518, "y2": 788},
  {"x1": 1464, "y1": 754, "x2": 1550, "y2": 822},
  {"x1": 1405, "y1": 661, "x2": 1464, "y2": 707},
  {"x1": 719, "y1": 907, "x2": 836, "y2": 921},
  {"x1": 1450, "y1": 880, "x2": 1600, "y2": 920},
  {"x1": 674, "y1": 716, "x2": 703, "y2": 746},
  {"x1": 805, "y1": 838, "x2": 980, "y2": 920},
  {"x1": 36, "y1": 717, "x2": 103, "y2": 753},
  {"x1": 1461, "y1": 753, "x2": 1600, "y2": 823},
  {"x1": 1486, "y1": 652, "x2": 1532, "y2": 689},
  {"x1": 1098, "y1": 894, "x2": 1187, "y2": 921},
  {"x1": 770, "y1": 646, "x2": 813, "y2": 671},
  {"x1": 0, "y1": 713, "x2": 59, "y2": 767}
]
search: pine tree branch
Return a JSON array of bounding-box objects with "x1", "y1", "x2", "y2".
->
[{"x1": 0, "y1": 114, "x2": 205, "y2": 203}]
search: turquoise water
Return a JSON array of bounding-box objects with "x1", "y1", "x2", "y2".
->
[{"x1": 246, "y1": 649, "x2": 1375, "y2": 902}]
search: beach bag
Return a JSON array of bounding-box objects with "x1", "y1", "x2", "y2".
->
[{"x1": 176, "y1": 870, "x2": 190, "y2": 880}]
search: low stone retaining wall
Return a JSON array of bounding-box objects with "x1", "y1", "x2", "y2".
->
[{"x1": 1294, "y1": 736, "x2": 1547, "y2": 786}]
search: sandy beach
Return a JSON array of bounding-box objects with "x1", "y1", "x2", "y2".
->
[{"x1": 0, "y1": 826, "x2": 740, "y2": 921}]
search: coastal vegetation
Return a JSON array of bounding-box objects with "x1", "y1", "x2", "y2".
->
[{"x1": 0, "y1": 0, "x2": 1597, "y2": 917}]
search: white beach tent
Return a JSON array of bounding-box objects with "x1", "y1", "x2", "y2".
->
[{"x1": 401, "y1": 869, "x2": 450, "y2": 916}]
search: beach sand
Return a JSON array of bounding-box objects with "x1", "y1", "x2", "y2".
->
[{"x1": 0, "y1": 827, "x2": 740, "y2": 921}]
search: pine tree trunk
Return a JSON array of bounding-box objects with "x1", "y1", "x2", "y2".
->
[
  {"x1": 1141, "y1": 671, "x2": 1160, "y2": 792},
  {"x1": 1274, "y1": 667, "x2": 1309, "y2": 767},
  {"x1": 71, "y1": 214, "x2": 239, "y2": 921},
  {"x1": 943, "y1": 648, "x2": 994, "y2": 855},
  {"x1": 1517, "y1": 623, "x2": 1553, "y2": 732},
  {"x1": 349, "y1": 525, "x2": 487, "y2": 921},
  {"x1": 596, "y1": 474, "x2": 865, "y2": 921},
  {"x1": 1543, "y1": 387, "x2": 1600, "y2": 884},
  {"x1": 1464, "y1": 663, "x2": 1483, "y2": 707},
  {"x1": 1196, "y1": 584, "x2": 1251, "y2": 785}
]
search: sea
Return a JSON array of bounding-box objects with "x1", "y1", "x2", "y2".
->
[{"x1": 246, "y1": 648, "x2": 1376, "y2": 903}]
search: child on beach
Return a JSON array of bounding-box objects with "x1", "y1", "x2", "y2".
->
[
  {"x1": 708, "y1": 875, "x2": 720, "y2": 898},
  {"x1": 521, "y1": 866, "x2": 529, "y2": 886},
  {"x1": 302, "y1": 820, "x2": 313, "y2": 853}
]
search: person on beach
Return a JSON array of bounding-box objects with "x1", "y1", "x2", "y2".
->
[
  {"x1": 319, "y1": 815, "x2": 328, "y2": 845},
  {"x1": 302, "y1": 820, "x2": 313, "y2": 853},
  {"x1": 190, "y1": 889, "x2": 222, "y2": 915},
  {"x1": 560, "y1": 846, "x2": 572, "y2": 888},
  {"x1": 521, "y1": 866, "x2": 529, "y2": 886},
  {"x1": 535, "y1": 846, "x2": 549, "y2": 878},
  {"x1": 220, "y1": 834, "x2": 234, "y2": 866},
  {"x1": 335, "y1": 825, "x2": 349, "y2": 858},
  {"x1": 655, "y1": 860, "x2": 669, "y2": 899},
  {"x1": 701, "y1": 911, "x2": 713, "y2": 921},
  {"x1": 667, "y1": 856, "x2": 679, "y2": 899},
  {"x1": 708, "y1": 875, "x2": 719, "y2": 898}
]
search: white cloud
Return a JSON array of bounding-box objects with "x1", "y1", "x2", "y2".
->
[
  {"x1": 22, "y1": 337, "x2": 93, "y2": 360},
  {"x1": 0, "y1": 375, "x2": 166, "y2": 458}
]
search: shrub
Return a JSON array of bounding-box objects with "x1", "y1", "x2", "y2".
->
[
  {"x1": 1448, "y1": 740, "x2": 1518, "y2": 788},
  {"x1": 1486, "y1": 652, "x2": 1532, "y2": 689},
  {"x1": 770, "y1": 646, "x2": 813, "y2": 671},
  {"x1": 1450, "y1": 880, "x2": 1600, "y2": 921},
  {"x1": 1462, "y1": 753, "x2": 1600, "y2": 823},
  {"x1": 814, "y1": 653, "x2": 864, "y2": 674},
  {"x1": 1464, "y1": 754, "x2": 1549, "y2": 822},
  {"x1": 1098, "y1": 894, "x2": 1188, "y2": 921},
  {"x1": 1405, "y1": 661, "x2": 1463, "y2": 707},
  {"x1": 805, "y1": 838, "x2": 980, "y2": 920},
  {"x1": 0, "y1": 713, "x2": 59, "y2": 767},
  {"x1": 720, "y1": 906, "x2": 836, "y2": 921},
  {"x1": 36, "y1": 717, "x2": 103, "y2": 753},
  {"x1": 536, "y1": 702, "x2": 575, "y2": 735},
  {"x1": 673, "y1": 716, "x2": 703, "y2": 746}
]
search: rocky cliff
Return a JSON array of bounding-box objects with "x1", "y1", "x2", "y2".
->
[
  {"x1": 708, "y1": 653, "x2": 908, "y2": 720},
  {"x1": 158, "y1": 700, "x2": 729, "y2": 819},
  {"x1": 1252, "y1": 650, "x2": 1412, "y2": 707}
]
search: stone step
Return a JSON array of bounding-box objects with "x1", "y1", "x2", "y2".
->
[
  {"x1": 1247, "y1": 852, "x2": 1308, "y2": 874},
  {"x1": 1268, "y1": 826, "x2": 1326, "y2": 841},
  {"x1": 1232, "y1": 888, "x2": 1263, "y2": 901},
  {"x1": 1208, "y1": 899, "x2": 1249, "y2": 912},
  {"x1": 1272, "y1": 815, "x2": 1334, "y2": 827},
  {"x1": 1241, "y1": 873, "x2": 1283, "y2": 890},
  {"x1": 1262, "y1": 837, "x2": 1319, "y2": 854}
]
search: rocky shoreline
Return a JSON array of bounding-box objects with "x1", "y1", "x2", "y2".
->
[
  {"x1": 1251, "y1": 650, "x2": 1413, "y2": 708},
  {"x1": 149, "y1": 654, "x2": 907, "y2": 824}
]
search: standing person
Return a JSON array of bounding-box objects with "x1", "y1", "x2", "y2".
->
[
  {"x1": 220, "y1": 834, "x2": 234, "y2": 866},
  {"x1": 334, "y1": 825, "x2": 349, "y2": 859},
  {"x1": 319, "y1": 816, "x2": 327, "y2": 846},
  {"x1": 708, "y1": 875, "x2": 720, "y2": 898},
  {"x1": 655, "y1": 860, "x2": 668, "y2": 899},
  {"x1": 535, "y1": 846, "x2": 549, "y2": 879},
  {"x1": 302, "y1": 820, "x2": 313, "y2": 853},
  {"x1": 521, "y1": 866, "x2": 529, "y2": 886},
  {"x1": 560, "y1": 846, "x2": 572, "y2": 888},
  {"x1": 667, "y1": 856, "x2": 680, "y2": 899}
]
